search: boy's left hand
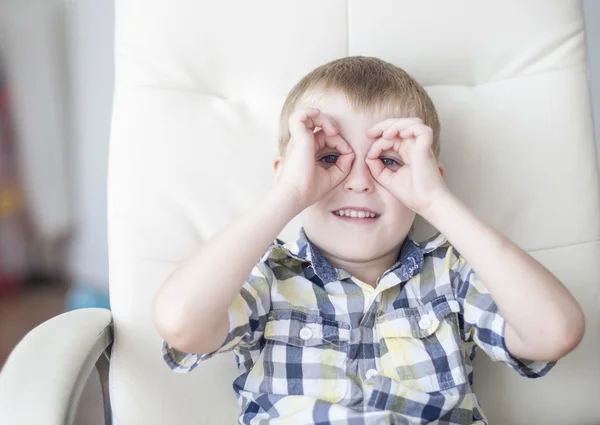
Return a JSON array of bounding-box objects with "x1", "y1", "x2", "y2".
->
[{"x1": 366, "y1": 118, "x2": 449, "y2": 215}]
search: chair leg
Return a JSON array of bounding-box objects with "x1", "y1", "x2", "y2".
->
[{"x1": 96, "y1": 345, "x2": 112, "y2": 425}]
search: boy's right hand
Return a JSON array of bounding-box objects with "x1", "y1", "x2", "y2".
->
[{"x1": 277, "y1": 107, "x2": 354, "y2": 210}]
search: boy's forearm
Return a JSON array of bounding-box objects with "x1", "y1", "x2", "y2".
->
[
  {"x1": 421, "y1": 191, "x2": 585, "y2": 361},
  {"x1": 154, "y1": 186, "x2": 301, "y2": 353}
]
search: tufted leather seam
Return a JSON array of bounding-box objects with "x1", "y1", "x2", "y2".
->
[{"x1": 527, "y1": 238, "x2": 600, "y2": 254}]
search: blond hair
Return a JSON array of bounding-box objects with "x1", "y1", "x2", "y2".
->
[{"x1": 278, "y1": 56, "x2": 440, "y2": 157}]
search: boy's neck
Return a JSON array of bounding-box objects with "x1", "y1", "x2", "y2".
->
[{"x1": 322, "y1": 246, "x2": 402, "y2": 288}]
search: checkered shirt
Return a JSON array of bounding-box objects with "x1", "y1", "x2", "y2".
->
[{"x1": 162, "y1": 229, "x2": 555, "y2": 424}]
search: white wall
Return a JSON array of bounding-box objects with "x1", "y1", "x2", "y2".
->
[
  {"x1": 64, "y1": 0, "x2": 113, "y2": 290},
  {"x1": 584, "y1": 0, "x2": 600, "y2": 168}
]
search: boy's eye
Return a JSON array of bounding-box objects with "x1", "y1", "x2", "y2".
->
[
  {"x1": 381, "y1": 157, "x2": 403, "y2": 169},
  {"x1": 319, "y1": 154, "x2": 339, "y2": 164}
]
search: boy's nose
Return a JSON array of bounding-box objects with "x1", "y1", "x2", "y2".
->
[{"x1": 343, "y1": 161, "x2": 375, "y2": 193}]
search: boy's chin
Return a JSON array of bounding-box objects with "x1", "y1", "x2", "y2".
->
[{"x1": 327, "y1": 243, "x2": 386, "y2": 263}]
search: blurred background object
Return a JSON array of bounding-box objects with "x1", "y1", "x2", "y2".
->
[
  {"x1": 0, "y1": 65, "x2": 30, "y2": 297},
  {"x1": 0, "y1": 0, "x2": 114, "y2": 306},
  {"x1": 0, "y1": 0, "x2": 113, "y2": 423}
]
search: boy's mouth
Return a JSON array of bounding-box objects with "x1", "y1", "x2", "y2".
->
[{"x1": 331, "y1": 207, "x2": 380, "y2": 222}]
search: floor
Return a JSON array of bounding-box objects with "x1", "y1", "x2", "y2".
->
[{"x1": 0, "y1": 284, "x2": 105, "y2": 424}]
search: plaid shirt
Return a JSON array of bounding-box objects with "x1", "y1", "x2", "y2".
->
[{"x1": 163, "y1": 229, "x2": 555, "y2": 424}]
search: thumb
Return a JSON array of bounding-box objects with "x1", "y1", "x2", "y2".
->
[
  {"x1": 366, "y1": 158, "x2": 394, "y2": 188},
  {"x1": 327, "y1": 152, "x2": 355, "y2": 186}
]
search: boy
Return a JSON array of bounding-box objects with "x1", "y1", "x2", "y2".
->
[{"x1": 154, "y1": 56, "x2": 585, "y2": 424}]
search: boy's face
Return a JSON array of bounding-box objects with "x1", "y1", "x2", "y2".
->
[{"x1": 292, "y1": 91, "x2": 418, "y2": 265}]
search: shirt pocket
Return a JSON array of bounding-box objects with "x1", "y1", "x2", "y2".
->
[
  {"x1": 375, "y1": 295, "x2": 467, "y2": 392},
  {"x1": 260, "y1": 309, "x2": 350, "y2": 402}
]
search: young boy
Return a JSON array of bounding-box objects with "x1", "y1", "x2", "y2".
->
[{"x1": 154, "y1": 56, "x2": 585, "y2": 424}]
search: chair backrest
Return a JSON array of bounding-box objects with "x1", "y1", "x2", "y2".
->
[{"x1": 108, "y1": 1, "x2": 600, "y2": 424}]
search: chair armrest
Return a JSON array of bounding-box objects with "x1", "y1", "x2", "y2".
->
[{"x1": 0, "y1": 308, "x2": 113, "y2": 425}]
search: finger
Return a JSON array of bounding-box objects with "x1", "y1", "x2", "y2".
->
[
  {"x1": 311, "y1": 113, "x2": 340, "y2": 137},
  {"x1": 327, "y1": 152, "x2": 355, "y2": 184},
  {"x1": 399, "y1": 124, "x2": 433, "y2": 149},
  {"x1": 366, "y1": 118, "x2": 400, "y2": 135},
  {"x1": 366, "y1": 127, "x2": 384, "y2": 139},
  {"x1": 366, "y1": 157, "x2": 395, "y2": 187},
  {"x1": 366, "y1": 138, "x2": 396, "y2": 159},
  {"x1": 382, "y1": 126, "x2": 402, "y2": 140},
  {"x1": 381, "y1": 118, "x2": 424, "y2": 139},
  {"x1": 315, "y1": 131, "x2": 353, "y2": 155},
  {"x1": 294, "y1": 107, "x2": 320, "y2": 123},
  {"x1": 302, "y1": 109, "x2": 321, "y2": 131},
  {"x1": 367, "y1": 118, "x2": 422, "y2": 138},
  {"x1": 399, "y1": 123, "x2": 431, "y2": 138},
  {"x1": 399, "y1": 137, "x2": 415, "y2": 162},
  {"x1": 289, "y1": 107, "x2": 320, "y2": 135}
]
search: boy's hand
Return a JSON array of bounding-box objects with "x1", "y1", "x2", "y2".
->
[
  {"x1": 278, "y1": 107, "x2": 355, "y2": 209},
  {"x1": 365, "y1": 118, "x2": 448, "y2": 215}
]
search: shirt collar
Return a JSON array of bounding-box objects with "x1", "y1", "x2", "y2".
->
[{"x1": 271, "y1": 227, "x2": 448, "y2": 285}]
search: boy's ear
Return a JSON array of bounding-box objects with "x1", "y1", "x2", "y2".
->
[
  {"x1": 273, "y1": 156, "x2": 283, "y2": 181},
  {"x1": 437, "y1": 161, "x2": 445, "y2": 178}
]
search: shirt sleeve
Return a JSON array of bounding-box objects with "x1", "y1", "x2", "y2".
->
[
  {"x1": 450, "y1": 252, "x2": 556, "y2": 378},
  {"x1": 162, "y1": 261, "x2": 272, "y2": 373}
]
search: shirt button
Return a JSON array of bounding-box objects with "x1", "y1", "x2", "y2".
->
[
  {"x1": 366, "y1": 369, "x2": 378, "y2": 380},
  {"x1": 418, "y1": 316, "x2": 432, "y2": 330},
  {"x1": 299, "y1": 326, "x2": 313, "y2": 340}
]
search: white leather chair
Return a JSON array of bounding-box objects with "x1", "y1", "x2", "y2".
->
[{"x1": 1, "y1": 1, "x2": 599, "y2": 424}]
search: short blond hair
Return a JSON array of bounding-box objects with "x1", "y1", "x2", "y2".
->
[{"x1": 278, "y1": 56, "x2": 440, "y2": 157}]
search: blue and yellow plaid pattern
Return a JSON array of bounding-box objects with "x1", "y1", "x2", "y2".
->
[{"x1": 163, "y1": 229, "x2": 555, "y2": 424}]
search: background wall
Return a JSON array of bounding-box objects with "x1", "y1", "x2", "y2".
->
[
  {"x1": 64, "y1": 0, "x2": 113, "y2": 292},
  {"x1": 584, "y1": 0, "x2": 600, "y2": 167}
]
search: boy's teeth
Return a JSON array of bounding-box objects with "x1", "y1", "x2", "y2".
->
[{"x1": 335, "y1": 209, "x2": 376, "y2": 218}]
